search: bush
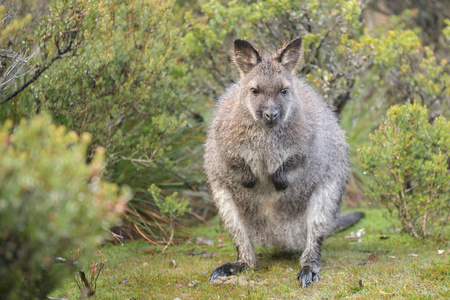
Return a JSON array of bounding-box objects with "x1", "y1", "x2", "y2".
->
[
  {"x1": 0, "y1": 114, "x2": 131, "y2": 299},
  {"x1": 359, "y1": 104, "x2": 450, "y2": 238},
  {"x1": 2, "y1": 0, "x2": 207, "y2": 240}
]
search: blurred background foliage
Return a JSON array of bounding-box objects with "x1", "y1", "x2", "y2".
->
[
  {"x1": 1, "y1": 0, "x2": 449, "y2": 244},
  {"x1": 0, "y1": 114, "x2": 131, "y2": 299}
]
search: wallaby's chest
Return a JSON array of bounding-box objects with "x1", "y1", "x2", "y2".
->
[{"x1": 236, "y1": 138, "x2": 295, "y2": 179}]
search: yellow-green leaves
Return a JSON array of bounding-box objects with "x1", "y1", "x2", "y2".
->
[
  {"x1": 0, "y1": 114, "x2": 131, "y2": 299},
  {"x1": 359, "y1": 104, "x2": 450, "y2": 238},
  {"x1": 149, "y1": 184, "x2": 190, "y2": 220}
]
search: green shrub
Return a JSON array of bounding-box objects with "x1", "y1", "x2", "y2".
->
[
  {"x1": 2, "y1": 0, "x2": 207, "y2": 240},
  {"x1": 0, "y1": 114, "x2": 131, "y2": 299},
  {"x1": 359, "y1": 104, "x2": 450, "y2": 238},
  {"x1": 149, "y1": 184, "x2": 190, "y2": 253}
]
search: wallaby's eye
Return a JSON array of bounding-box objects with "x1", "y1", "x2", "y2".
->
[
  {"x1": 250, "y1": 88, "x2": 259, "y2": 95},
  {"x1": 281, "y1": 88, "x2": 288, "y2": 95}
]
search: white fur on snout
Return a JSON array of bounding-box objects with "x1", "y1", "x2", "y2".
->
[
  {"x1": 246, "y1": 98, "x2": 259, "y2": 121},
  {"x1": 283, "y1": 104, "x2": 291, "y2": 122}
]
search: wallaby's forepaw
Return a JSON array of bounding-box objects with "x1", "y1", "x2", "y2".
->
[
  {"x1": 272, "y1": 171, "x2": 289, "y2": 190},
  {"x1": 296, "y1": 266, "x2": 321, "y2": 288},
  {"x1": 241, "y1": 164, "x2": 256, "y2": 188},
  {"x1": 242, "y1": 177, "x2": 256, "y2": 188},
  {"x1": 209, "y1": 261, "x2": 247, "y2": 283}
]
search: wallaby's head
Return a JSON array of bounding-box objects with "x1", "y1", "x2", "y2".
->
[{"x1": 233, "y1": 37, "x2": 302, "y2": 128}]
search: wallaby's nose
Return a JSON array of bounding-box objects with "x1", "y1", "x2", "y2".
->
[{"x1": 264, "y1": 112, "x2": 278, "y2": 122}]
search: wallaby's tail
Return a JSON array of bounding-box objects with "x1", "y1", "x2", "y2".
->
[{"x1": 333, "y1": 212, "x2": 365, "y2": 233}]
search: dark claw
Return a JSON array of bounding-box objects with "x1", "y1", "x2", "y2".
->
[
  {"x1": 242, "y1": 168, "x2": 256, "y2": 188},
  {"x1": 209, "y1": 261, "x2": 247, "y2": 283},
  {"x1": 242, "y1": 178, "x2": 256, "y2": 188},
  {"x1": 296, "y1": 266, "x2": 320, "y2": 288}
]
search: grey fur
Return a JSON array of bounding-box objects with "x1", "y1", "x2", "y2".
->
[
  {"x1": 204, "y1": 37, "x2": 361, "y2": 288},
  {"x1": 333, "y1": 212, "x2": 366, "y2": 233}
]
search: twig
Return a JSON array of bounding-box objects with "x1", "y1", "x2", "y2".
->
[
  {"x1": 90, "y1": 262, "x2": 104, "y2": 294},
  {"x1": 161, "y1": 220, "x2": 174, "y2": 254},
  {"x1": 109, "y1": 230, "x2": 124, "y2": 246},
  {"x1": 134, "y1": 223, "x2": 160, "y2": 246},
  {"x1": 0, "y1": 50, "x2": 35, "y2": 92},
  {"x1": 0, "y1": 40, "x2": 77, "y2": 105}
]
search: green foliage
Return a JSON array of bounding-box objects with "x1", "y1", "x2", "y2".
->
[
  {"x1": 149, "y1": 184, "x2": 190, "y2": 221},
  {"x1": 0, "y1": 3, "x2": 31, "y2": 46},
  {"x1": 149, "y1": 184, "x2": 190, "y2": 252},
  {"x1": 0, "y1": 114, "x2": 131, "y2": 299},
  {"x1": 2, "y1": 0, "x2": 207, "y2": 240},
  {"x1": 371, "y1": 27, "x2": 449, "y2": 120},
  {"x1": 359, "y1": 104, "x2": 450, "y2": 238},
  {"x1": 183, "y1": 0, "x2": 373, "y2": 116},
  {"x1": 444, "y1": 19, "x2": 450, "y2": 42}
]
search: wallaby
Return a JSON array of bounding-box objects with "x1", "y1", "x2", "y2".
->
[{"x1": 203, "y1": 37, "x2": 364, "y2": 288}]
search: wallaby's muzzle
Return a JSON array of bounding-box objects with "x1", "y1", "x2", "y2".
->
[{"x1": 262, "y1": 109, "x2": 280, "y2": 127}]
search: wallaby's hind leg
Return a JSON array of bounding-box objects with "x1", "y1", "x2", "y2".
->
[
  {"x1": 298, "y1": 183, "x2": 341, "y2": 288},
  {"x1": 209, "y1": 186, "x2": 257, "y2": 282},
  {"x1": 297, "y1": 238, "x2": 323, "y2": 288}
]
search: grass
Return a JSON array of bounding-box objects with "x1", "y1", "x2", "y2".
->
[{"x1": 52, "y1": 208, "x2": 450, "y2": 299}]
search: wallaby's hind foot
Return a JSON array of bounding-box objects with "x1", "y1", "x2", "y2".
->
[
  {"x1": 297, "y1": 266, "x2": 321, "y2": 288},
  {"x1": 209, "y1": 261, "x2": 248, "y2": 283}
]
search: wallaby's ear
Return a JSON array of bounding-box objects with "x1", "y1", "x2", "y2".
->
[
  {"x1": 233, "y1": 39, "x2": 262, "y2": 75},
  {"x1": 275, "y1": 37, "x2": 302, "y2": 73}
]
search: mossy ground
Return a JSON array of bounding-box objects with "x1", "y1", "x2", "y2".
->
[{"x1": 53, "y1": 208, "x2": 449, "y2": 299}]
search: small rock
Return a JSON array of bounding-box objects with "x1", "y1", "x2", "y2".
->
[
  {"x1": 174, "y1": 298, "x2": 182, "y2": 300},
  {"x1": 187, "y1": 281, "x2": 198, "y2": 287},
  {"x1": 438, "y1": 250, "x2": 444, "y2": 255},
  {"x1": 201, "y1": 253, "x2": 213, "y2": 259},
  {"x1": 187, "y1": 251, "x2": 205, "y2": 255},
  {"x1": 196, "y1": 237, "x2": 214, "y2": 245},
  {"x1": 170, "y1": 260, "x2": 177, "y2": 267},
  {"x1": 121, "y1": 279, "x2": 129, "y2": 284}
]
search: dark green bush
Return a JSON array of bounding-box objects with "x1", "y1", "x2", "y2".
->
[
  {"x1": 0, "y1": 114, "x2": 131, "y2": 299},
  {"x1": 359, "y1": 104, "x2": 450, "y2": 238}
]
